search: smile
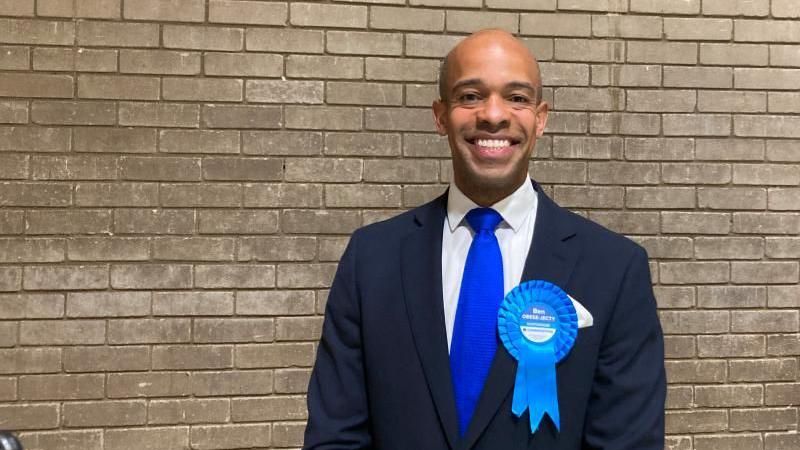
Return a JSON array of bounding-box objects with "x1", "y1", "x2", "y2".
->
[{"x1": 476, "y1": 139, "x2": 511, "y2": 148}]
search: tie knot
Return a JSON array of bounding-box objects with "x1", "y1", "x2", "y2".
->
[{"x1": 465, "y1": 208, "x2": 503, "y2": 233}]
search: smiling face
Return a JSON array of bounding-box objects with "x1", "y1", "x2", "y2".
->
[{"x1": 433, "y1": 30, "x2": 549, "y2": 206}]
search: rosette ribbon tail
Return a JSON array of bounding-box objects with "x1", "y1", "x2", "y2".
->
[{"x1": 514, "y1": 341, "x2": 560, "y2": 433}]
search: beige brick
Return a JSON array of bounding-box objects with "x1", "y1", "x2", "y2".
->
[
  {"x1": 323, "y1": 133, "x2": 399, "y2": 158},
  {"x1": 235, "y1": 343, "x2": 315, "y2": 368},
  {"x1": 276, "y1": 263, "x2": 337, "y2": 288},
  {"x1": 765, "y1": 384, "x2": 799, "y2": 406},
  {"x1": 627, "y1": 90, "x2": 695, "y2": 113},
  {"x1": 0, "y1": 45, "x2": 29, "y2": 70},
  {"x1": 730, "y1": 358, "x2": 797, "y2": 382},
  {"x1": 698, "y1": 334, "x2": 765, "y2": 358},
  {"x1": 236, "y1": 290, "x2": 315, "y2": 316},
  {"x1": 191, "y1": 370, "x2": 273, "y2": 396},
  {"x1": 665, "y1": 360, "x2": 727, "y2": 383},
  {"x1": 238, "y1": 236, "x2": 317, "y2": 261},
  {"x1": 18, "y1": 430, "x2": 102, "y2": 450},
  {"x1": 734, "y1": 212, "x2": 800, "y2": 234},
  {"x1": 699, "y1": 90, "x2": 766, "y2": 113},
  {"x1": 327, "y1": 82, "x2": 402, "y2": 106},
  {"x1": 370, "y1": 6, "x2": 444, "y2": 31},
  {"x1": 77, "y1": 20, "x2": 158, "y2": 47},
  {"x1": 204, "y1": 156, "x2": 283, "y2": 181},
  {"x1": 537, "y1": 62, "x2": 587, "y2": 86},
  {"x1": 0, "y1": 209, "x2": 24, "y2": 234},
  {"x1": 153, "y1": 237, "x2": 235, "y2": 262},
  {"x1": 695, "y1": 237, "x2": 764, "y2": 260},
  {"x1": 733, "y1": 310, "x2": 799, "y2": 333},
  {"x1": 67, "y1": 291, "x2": 149, "y2": 318},
  {"x1": 0, "y1": 182, "x2": 72, "y2": 207},
  {"x1": 198, "y1": 210, "x2": 279, "y2": 234},
  {"x1": 21, "y1": 319, "x2": 105, "y2": 345},
  {"x1": 163, "y1": 77, "x2": 242, "y2": 102},
  {"x1": 30, "y1": 154, "x2": 117, "y2": 181},
  {"x1": 120, "y1": 50, "x2": 200, "y2": 75},
  {"x1": 231, "y1": 396, "x2": 307, "y2": 422},
  {"x1": 246, "y1": 28, "x2": 323, "y2": 53},
  {"x1": 365, "y1": 107, "x2": 435, "y2": 132},
  {"x1": 557, "y1": 0, "x2": 626, "y2": 11},
  {"x1": 664, "y1": 66, "x2": 732, "y2": 89},
  {"x1": 64, "y1": 346, "x2": 149, "y2": 372},
  {"x1": 203, "y1": 105, "x2": 281, "y2": 130},
  {"x1": 591, "y1": 64, "x2": 661, "y2": 87},
  {"x1": 631, "y1": 0, "x2": 698, "y2": 14},
  {"x1": 111, "y1": 264, "x2": 192, "y2": 289},
  {"x1": 553, "y1": 186, "x2": 623, "y2": 208},
  {"x1": 0, "y1": 293, "x2": 63, "y2": 319},
  {"x1": 205, "y1": 52, "x2": 282, "y2": 77},
  {"x1": 736, "y1": 115, "x2": 800, "y2": 138},
  {"x1": 276, "y1": 316, "x2": 323, "y2": 341},
  {"x1": 666, "y1": 410, "x2": 727, "y2": 434},
  {"x1": 0, "y1": 154, "x2": 28, "y2": 179},
  {"x1": 447, "y1": 10, "x2": 517, "y2": 33},
  {"x1": 664, "y1": 114, "x2": 731, "y2": 136},
  {"x1": 246, "y1": 80, "x2": 322, "y2": 104},
  {"x1": 290, "y1": 2, "x2": 366, "y2": 28},
  {"x1": 64, "y1": 400, "x2": 146, "y2": 427},
  {"x1": 659, "y1": 262, "x2": 729, "y2": 284},
  {"x1": 769, "y1": 92, "x2": 800, "y2": 114},
  {"x1": 327, "y1": 30, "x2": 402, "y2": 56},
  {"x1": 591, "y1": 113, "x2": 656, "y2": 136},
  {"x1": 698, "y1": 187, "x2": 766, "y2": 210},
  {"x1": 735, "y1": 19, "x2": 800, "y2": 43},
  {"x1": 159, "y1": 131, "x2": 239, "y2": 156},
  {"x1": 0, "y1": 126, "x2": 71, "y2": 152},
  {"x1": 164, "y1": 25, "x2": 243, "y2": 51},
  {"x1": 73, "y1": 127, "x2": 155, "y2": 153},
  {"x1": 665, "y1": 17, "x2": 732, "y2": 40},
  {"x1": 0, "y1": 18, "x2": 75, "y2": 45},
  {"x1": 287, "y1": 54, "x2": 362, "y2": 79},
  {"x1": 27, "y1": 209, "x2": 112, "y2": 235},
  {"x1": 555, "y1": 87, "x2": 624, "y2": 111},
  {"x1": 766, "y1": 237, "x2": 800, "y2": 258},
  {"x1": 554, "y1": 39, "x2": 624, "y2": 62},
  {"x1": 0, "y1": 267, "x2": 21, "y2": 291},
  {"x1": 1, "y1": 324, "x2": 17, "y2": 346},
  {"x1": 625, "y1": 138, "x2": 694, "y2": 161},
  {"x1": 19, "y1": 374, "x2": 103, "y2": 400},
  {"x1": 108, "y1": 318, "x2": 191, "y2": 344},
  {"x1": 0, "y1": 404, "x2": 59, "y2": 430},
  {"x1": 243, "y1": 131, "x2": 320, "y2": 156},
  {"x1": 403, "y1": 133, "x2": 450, "y2": 158},
  {"x1": 105, "y1": 427, "x2": 189, "y2": 450},
  {"x1": 733, "y1": 164, "x2": 800, "y2": 186},
  {"x1": 0, "y1": 348, "x2": 61, "y2": 374},
  {"x1": 0, "y1": 100, "x2": 27, "y2": 123},
  {"x1": 730, "y1": 408, "x2": 797, "y2": 432},
  {"x1": 552, "y1": 136, "x2": 621, "y2": 159},
  {"x1": 586, "y1": 162, "x2": 658, "y2": 185},
  {"x1": 626, "y1": 186, "x2": 695, "y2": 209},
  {"x1": 78, "y1": 74, "x2": 159, "y2": 100},
  {"x1": 209, "y1": 0, "x2": 287, "y2": 25},
  {"x1": 627, "y1": 41, "x2": 696, "y2": 64},
  {"x1": 161, "y1": 183, "x2": 241, "y2": 207},
  {"x1": 695, "y1": 434, "x2": 763, "y2": 450},
  {"x1": 114, "y1": 209, "x2": 194, "y2": 234},
  {"x1": 0, "y1": 73, "x2": 72, "y2": 98},
  {"x1": 319, "y1": 236, "x2": 349, "y2": 261},
  {"x1": 768, "y1": 333, "x2": 800, "y2": 355},
  {"x1": 286, "y1": 106, "x2": 362, "y2": 131},
  {"x1": 325, "y1": 184, "x2": 401, "y2": 208},
  {"x1": 592, "y1": 14, "x2": 662, "y2": 39},
  {"x1": 733, "y1": 261, "x2": 799, "y2": 284},
  {"x1": 119, "y1": 102, "x2": 199, "y2": 127},
  {"x1": 123, "y1": 0, "x2": 203, "y2": 21},
  {"x1": 23, "y1": 264, "x2": 108, "y2": 290},
  {"x1": 406, "y1": 83, "x2": 438, "y2": 106},
  {"x1": 191, "y1": 424, "x2": 271, "y2": 450},
  {"x1": 272, "y1": 421, "x2": 306, "y2": 446},
  {"x1": 285, "y1": 158, "x2": 361, "y2": 183},
  {"x1": 663, "y1": 162, "x2": 732, "y2": 186},
  {"x1": 148, "y1": 399, "x2": 230, "y2": 425},
  {"x1": 152, "y1": 345, "x2": 233, "y2": 370},
  {"x1": 0, "y1": 0, "x2": 33, "y2": 15},
  {"x1": 700, "y1": 43, "x2": 768, "y2": 66},
  {"x1": 244, "y1": 183, "x2": 323, "y2": 207},
  {"x1": 767, "y1": 139, "x2": 800, "y2": 162},
  {"x1": 152, "y1": 291, "x2": 234, "y2": 316},
  {"x1": 736, "y1": 68, "x2": 800, "y2": 90},
  {"x1": 651, "y1": 286, "x2": 694, "y2": 309},
  {"x1": 34, "y1": 47, "x2": 117, "y2": 72},
  {"x1": 32, "y1": 100, "x2": 117, "y2": 126},
  {"x1": 703, "y1": 0, "x2": 769, "y2": 16},
  {"x1": 773, "y1": 0, "x2": 800, "y2": 18},
  {"x1": 696, "y1": 385, "x2": 763, "y2": 407},
  {"x1": 119, "y1": 156, "x2": 199, "y2": 182},
  {"x1": 770, "y1": 45, "x2": 800, "y2": 67},
  {"x1": 281, "y1": 209, "x2": 361, "y2": 235},
  {"x1": 366, "y1": 57, "x2": 439, "y2": 82},
  {"x1": 696, "y1": 138, "x2": 763, "y2": 161}
]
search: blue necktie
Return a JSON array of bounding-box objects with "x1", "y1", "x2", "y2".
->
[{"x1": 450, "y1": 207, "x2": 504, "y2": 436}]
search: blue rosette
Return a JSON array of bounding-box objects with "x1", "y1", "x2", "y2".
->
[{"x1": 497, "y1": 280, "x2": 578, "y2": 433}]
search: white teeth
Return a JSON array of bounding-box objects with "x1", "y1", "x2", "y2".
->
[{"x1": 476, "y1": 139, "x2": 511, "y2": 148}]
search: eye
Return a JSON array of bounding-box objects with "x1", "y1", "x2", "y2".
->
[
  {"x1": 509, "y1": 95, "x2": 531, "y2": 103},
  {"x1": 457, "y1": 92, "x2": 481, "y2": 104}
]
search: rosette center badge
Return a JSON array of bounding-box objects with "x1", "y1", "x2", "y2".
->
[{"x1": 497, "y1": 280, "x2": 578, "y2": 433}]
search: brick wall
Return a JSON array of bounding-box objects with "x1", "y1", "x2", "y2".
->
[{"x1": 0, "y1": 0, "x2": 798, "y2": 449}]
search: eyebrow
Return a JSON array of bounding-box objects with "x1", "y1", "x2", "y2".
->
[{"x1": 450, "y1": 79, "x2": 538, "y2": 94}]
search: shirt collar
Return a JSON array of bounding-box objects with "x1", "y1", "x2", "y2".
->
[{"x1": 446, "y1": 178, "x2": 537, "y2": 234}]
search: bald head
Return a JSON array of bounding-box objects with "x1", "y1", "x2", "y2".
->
[{"x1": 438, "y1": 29, "x2": 543, "y2": 103}]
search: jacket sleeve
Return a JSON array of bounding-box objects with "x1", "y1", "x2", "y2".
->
[
  {"x1": 303, "y1": 231, "x2": 372, "y2": 450},
  {"x1": 582, "y1": 246, "x2": 666, "y2": 450}
]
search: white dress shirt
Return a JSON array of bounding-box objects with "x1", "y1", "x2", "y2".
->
[{"x1": 442, "y1": 179, "x2": 538, "y2": 349}]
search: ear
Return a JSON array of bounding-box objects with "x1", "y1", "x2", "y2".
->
[
  {"x1": 432, "y1": 99, "x2": 448, "y2": 136},
  {"x1": 534, "y1": 101, "x2": 549, "y2": 137}
]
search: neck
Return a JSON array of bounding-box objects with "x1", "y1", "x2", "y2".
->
[{"x1": 455, "y1": 176, "x2": 526, "y2": 207}]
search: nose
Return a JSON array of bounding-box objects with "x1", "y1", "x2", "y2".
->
[{"x1": 476, "y1": 94, "x2": 510, "y2": 130}]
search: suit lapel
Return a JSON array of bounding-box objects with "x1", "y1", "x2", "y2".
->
[
  {"x1": 401, "y1": 193, "x2": 460, "y2": 449},
  {"x1": 462, "y1": 182, "x2": 581, "y2": 449}
]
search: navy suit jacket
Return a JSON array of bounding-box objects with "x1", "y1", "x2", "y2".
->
[{"x1": 304, "y1": 181, "x2": 666, "y2": 450}]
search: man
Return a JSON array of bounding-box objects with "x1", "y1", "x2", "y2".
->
[{"x1": 304, "y1": 29, "x2": 665, "y2": 450}]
